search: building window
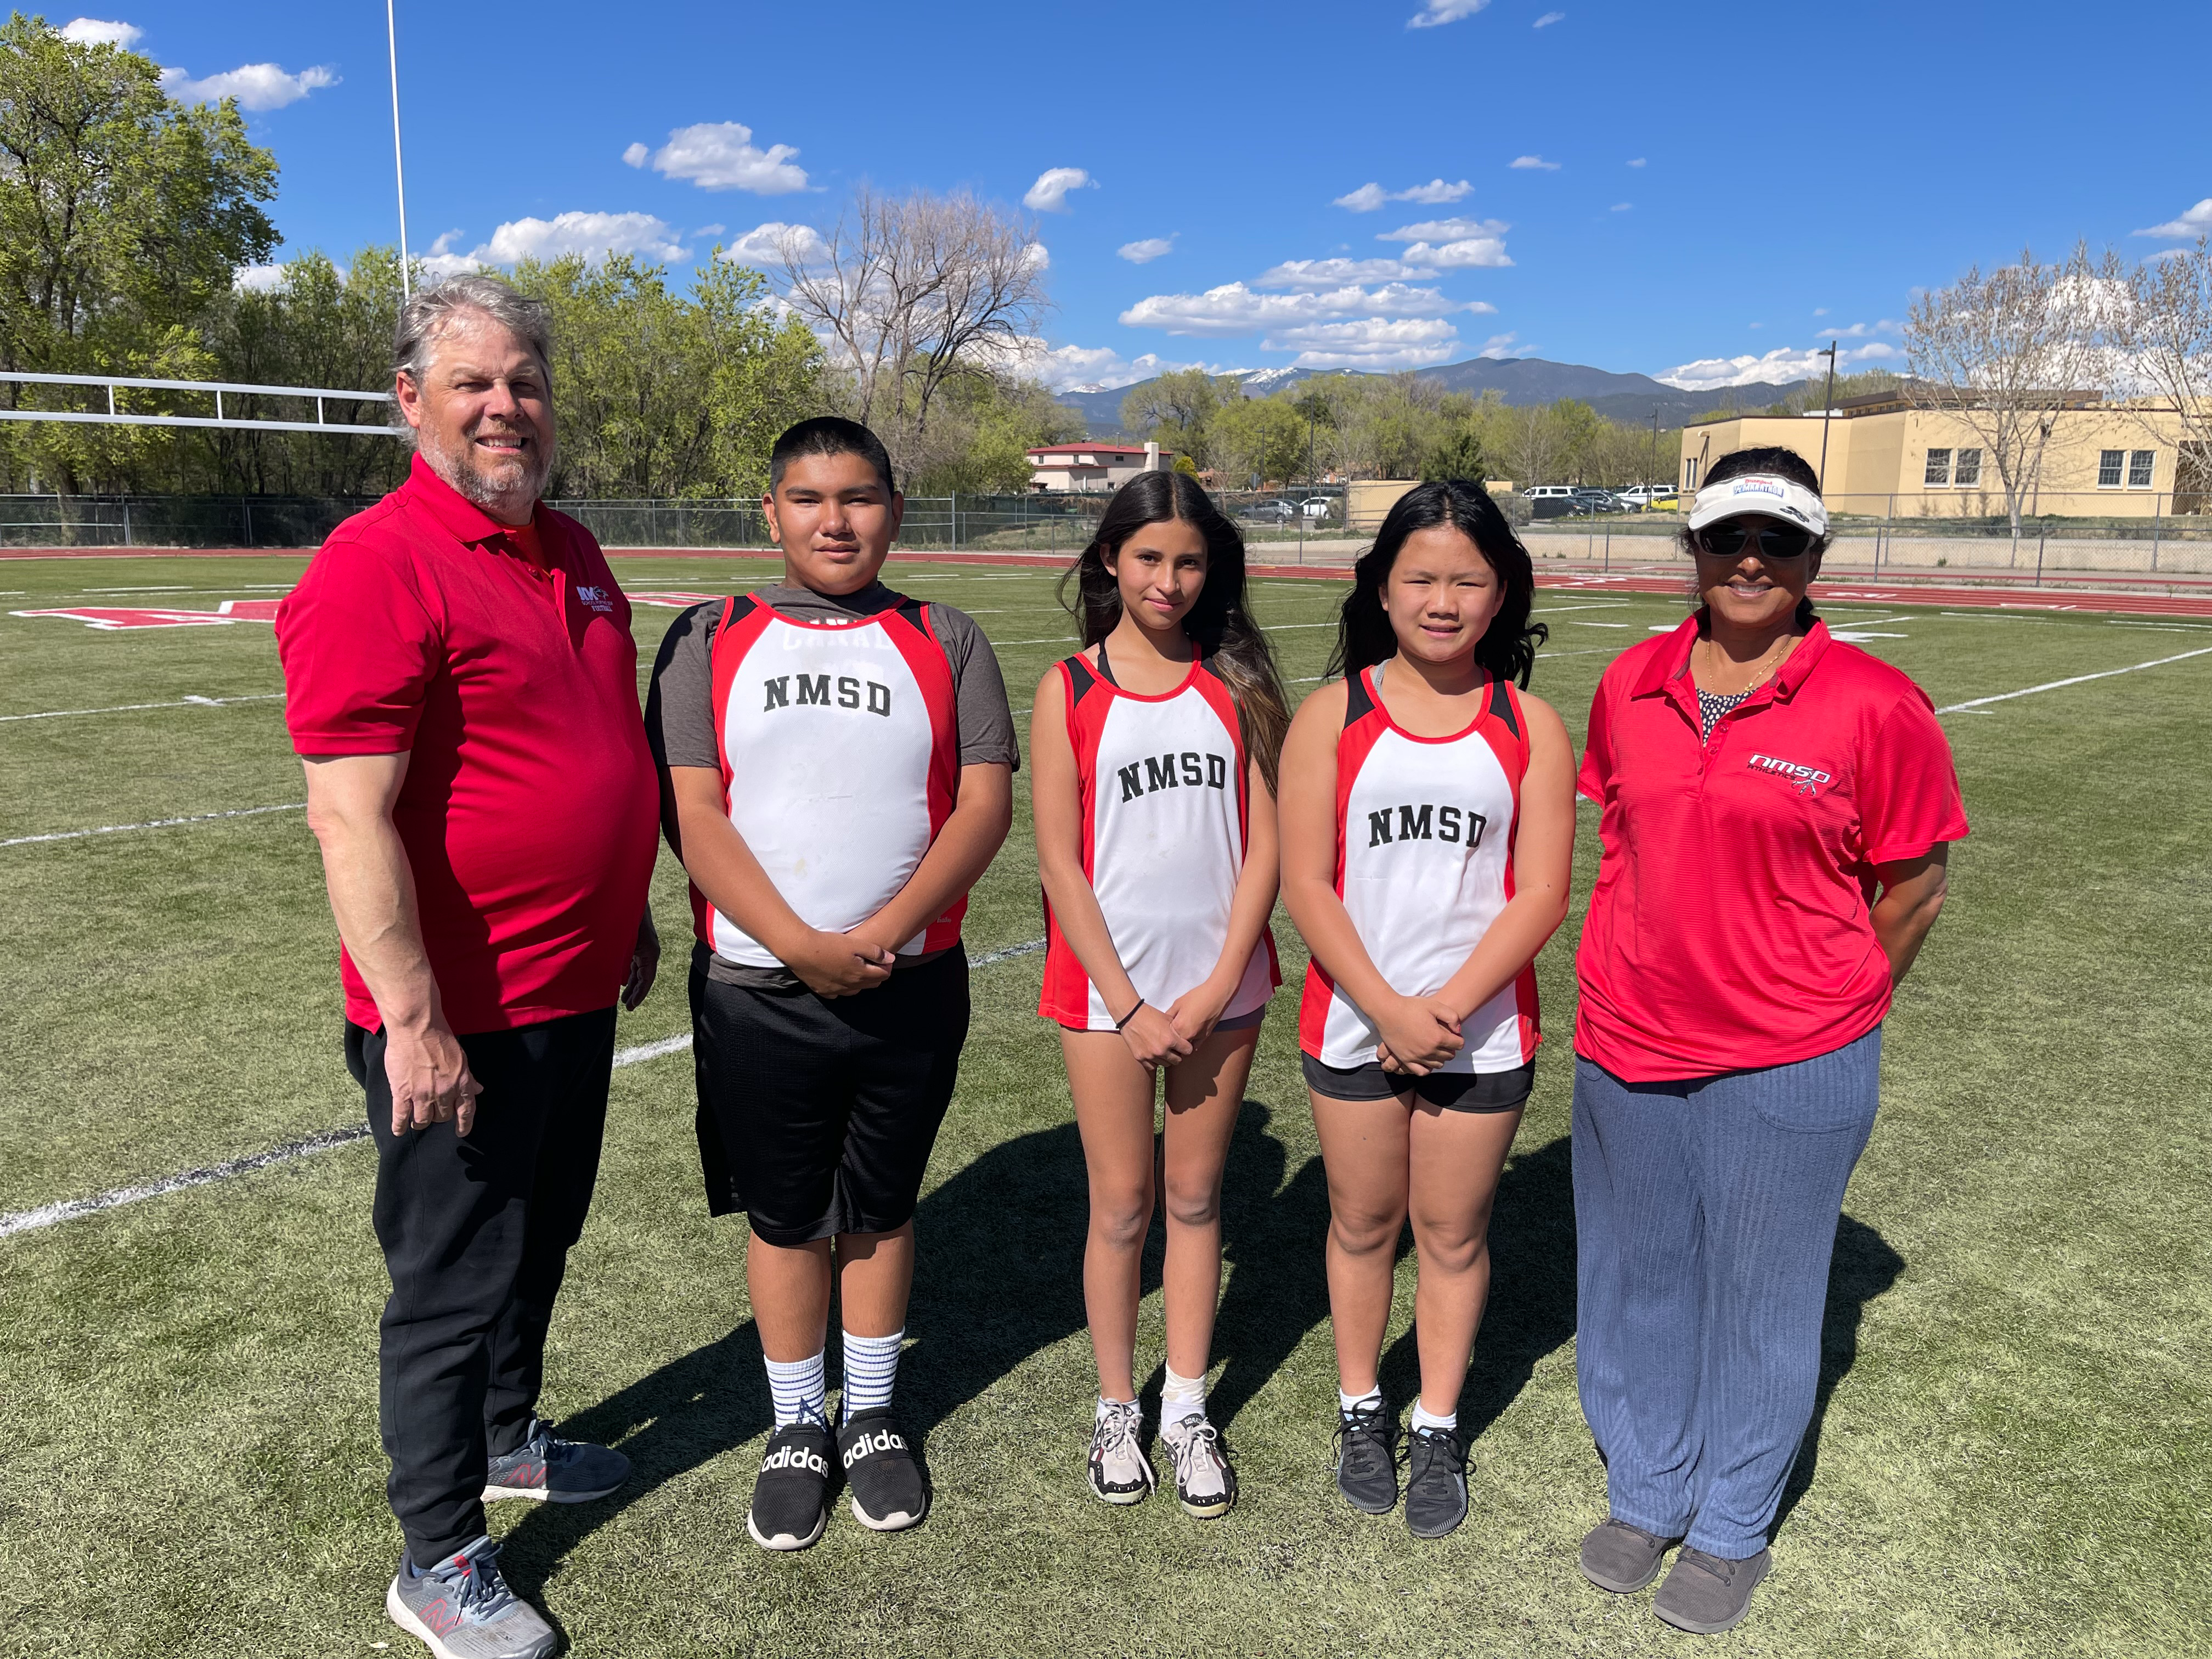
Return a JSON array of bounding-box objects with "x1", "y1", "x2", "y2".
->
[
  {"x1": 1954, "y1": 448, "x2": 1982, "y2": 487},
  {"x1": 2129, "y1": 449, "x2": 2155, "y2": 488},
  {"x1": 1925, "y1": 448, "x2": 1951, "y2": 486},
  {"x1": 1684, "y1": 457, "x2": 1699, "y2": 488},
  {"x1": 2098, "y1": 449, "x2": 2124, "y2": 487}
]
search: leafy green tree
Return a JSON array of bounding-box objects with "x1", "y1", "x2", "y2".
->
[
  {"x1": 909, "y1": 374, "x2": 1079, "y2": 495},
  {"x1": 1120, "y1": 368, "x2": 1238, "y2": 469},
  {"x1": 0, "y1": 13, "x2": 278, "y2": 490},
  {"x1": 1212, "y1": 393, "x2": 1307, "y2": 487}
]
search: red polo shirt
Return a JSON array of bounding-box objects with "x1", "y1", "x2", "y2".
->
[
  {"x1": 1573, "y1": 616, "x2": 1968, "y2": 1081},
  {"x1": 276, "y1": 454, "x2": 659, "y2": 1035}
]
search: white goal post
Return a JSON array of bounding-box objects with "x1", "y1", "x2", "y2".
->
[{"x1": 0, "y1": 371, "x2": 400, "y2": 437}]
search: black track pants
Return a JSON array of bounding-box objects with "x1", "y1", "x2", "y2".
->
[{"x1": 348, "y1": 1007, "x2": 615, "y2": 1569}]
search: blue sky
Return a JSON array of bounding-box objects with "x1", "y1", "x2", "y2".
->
[{"x1": 56, "y1": 1, "x2": 2212, "y2": 392}]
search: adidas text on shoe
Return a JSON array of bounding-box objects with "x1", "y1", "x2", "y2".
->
[
  {"x1": 1160, "y1": 1413, "x2": 1237, "y2": 1519},
  {"x1": 385, "y1": 1536, "x2": 555, "y2": 1659},
  {"x1": 1402, "y1": 1423, "x2": 1469, "y2": 1539},
  {"x1": 838, "y1": 1408, "x2": 928, "y2": 1532},
  {"x1": 1580, "y1": 1517, "x2": 1680, "y2": 1594},
  {"x1": 747, "y1": 1421, "x2": 832, "y2": 1552},
  {"x1": 1087, "y1": 1399, "x2": 1155, "y2": 1505},
  {"x1": 483, "y1": 1417, "x2": 630, "y2": 1504},
  {"x1": 1652, "y1": 1545, "x2": 1774, "y2": 1634},
  {"x1": 1332, "y1": 1402, "x2": 1398, "y2": 1514}
]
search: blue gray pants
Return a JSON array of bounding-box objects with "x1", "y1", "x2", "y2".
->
[{"x1": 1571, "y1": 1028, "x2": 1881, "y2": 1558}]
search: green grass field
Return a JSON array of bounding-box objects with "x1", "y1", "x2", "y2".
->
[{"x1": 1, "y1": 553, "x2": 2205, "y2": 1658}]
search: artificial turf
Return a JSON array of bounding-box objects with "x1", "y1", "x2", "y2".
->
[{"x1": 0, "y1": 554, "x2": 2205, "y2": 1657}]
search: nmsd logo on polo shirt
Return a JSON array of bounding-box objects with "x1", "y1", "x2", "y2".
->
[
  {"x1": 1748, "y1": 753, "x2": 1833, "y2": 796},
  {"x1": 574, "y1": 584, "x2": 615, "y2": 613}
]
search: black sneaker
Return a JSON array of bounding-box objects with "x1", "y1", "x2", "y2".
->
[
  {"x1": 838, "y1": 1408, "x2": 927, "y2": 1532},
  {"x1": 746, "y1": 1420, "x2": 832, "y2": 1551},
  {"x1": 1652, "y1": 1545, "x2": 1772, "y2": 1634},
  {"x1": 1331, "y1": 1402, "x2": 1398, "y2": 1514},
  {"x1": 1402, "y1": 1424, "x2": 1469, "y2": 1539}
]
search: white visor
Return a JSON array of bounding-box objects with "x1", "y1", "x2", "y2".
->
[{"x1": 1688, "y1": 474, "x2": 1828, "y2": 539}]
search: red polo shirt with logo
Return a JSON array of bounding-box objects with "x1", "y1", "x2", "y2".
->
[
  {"x1": 276, "y1": 454, "x2": 659, "y2": 1035},
  {"x1": 1573, "y1": 616, "x2": 1968, "y2": 1081}
]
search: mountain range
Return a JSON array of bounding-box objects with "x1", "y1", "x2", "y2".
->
[{"x1": 1055, "y1": 357, "x2": 1814, "y2": 438}]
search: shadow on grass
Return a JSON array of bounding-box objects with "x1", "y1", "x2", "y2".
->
[{"x1": 1771, "y1": 1214, "x2": 1906, "y2": 1539}]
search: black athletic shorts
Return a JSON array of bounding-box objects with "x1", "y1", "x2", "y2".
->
[
  {"x1": 690, "y1": 949, "x2": 970, "y2": 1246},
  {"x1": 1301, "y1": 1051, "x2": 1534, "y2": 1113}
]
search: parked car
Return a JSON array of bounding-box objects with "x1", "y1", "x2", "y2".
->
[
  {"x1": 1296, "y1": 496, "x2": 1335, "y2": 521},
  {"x1": 1617, "y1": 483, "x2": 1683, "y2": 510},
  {"x1": 1523, "y1": 483, "x2": 1581, "y2": 521},
  {"x1": 1238, "y1": 500, "x2": 1297, "y2": 524},
  {"x1": 1565, "y1": 488, "x2": 1627, "y2": 516}
]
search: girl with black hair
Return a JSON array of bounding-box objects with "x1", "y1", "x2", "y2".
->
[
  {"x1": 1031, "y1": 469, "x2": 1291, "y2": 1519},
  {"x1": 1278, "y1": 479, "x2": 1576, "y2": 1541}
]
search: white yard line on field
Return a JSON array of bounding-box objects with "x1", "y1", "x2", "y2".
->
[
  {"x1": 0, "y1": 692, "x2": 284, "y2": 725},
  {"x1": 1531, "y1": 602, "x2": 1632, "y2": 614},
  {"x1": 1934, "y1": 646, "x2": 2212, "y2": 714},
  {"x1": 0, "y1": 937, "x2": 1052, "y2": 1242},
  {"x1": 1, "y1": 802, "x2": 303, "y2": 847}
]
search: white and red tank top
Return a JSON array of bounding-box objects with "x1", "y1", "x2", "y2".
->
[
  {"x1": 695, "y1": 592, "x2": 964, "y2": 969},
  {"x1": 1039, "y1": 651, "x2": 1279, "y2": 1031},
  {"x1": 1297, "y1": 665, "x2": 1539, "y2": 1072}
]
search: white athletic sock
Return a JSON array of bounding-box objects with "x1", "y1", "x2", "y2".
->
[
  {"x1": 765, "y1": 1350, "x2": 827, "y2": 1429},
  {"x1": 1339, "y1": 1386, "x2": 1384, "y2": 1418},
  {"x1": 840, "y1": 1328, "x2": 904, "y2": 1424},
  {"x1": 1411, "y1": 1401, "x2": 1459, "y2": 1435},
  {"x1": 1096, "y1": 1394, "x2": 1138, "y2": 1421},
  {"x1": 1161, "y1": 1365, "x2": 1208, "y2": 1421}
]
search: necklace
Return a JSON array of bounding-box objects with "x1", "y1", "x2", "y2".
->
[{"x1": 1697, "y1": 630, "x2": 1795, "y2": 696}]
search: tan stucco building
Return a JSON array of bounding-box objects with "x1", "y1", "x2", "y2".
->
[{"x1": 1680, "y1": 392, "x2": 2206, "y2": 520}]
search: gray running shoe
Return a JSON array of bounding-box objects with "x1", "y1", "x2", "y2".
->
[
  {"x1": 385, "y1": 1536, "x2": 555, "y2": 1659},
  {"x1": 1087, "y1": 1400, "x2": 1155, "y2": 1504},
  {"x1": 1652, "y1": 1545, "x2": 1773, "y2": 1634},
  {"x1": 1580, "y1": 1517, "x2": 1681, "y2": 1593},
  {"x1": 1402, "y1": 1423, "x2": 1469, "y2": 1539},
  {"x1": 1159, "y1": 1412, "x2": 1237, "y2": 1519},
  {"x1": 483, "y1": 1417, "x2": 629, "y2": 1504},
  {"x1": 1332, "y1": 1402, "x2": 1398, "y2": 1514}
]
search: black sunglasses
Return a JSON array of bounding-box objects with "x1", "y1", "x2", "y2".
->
[{"x1": 1692, "y1": 523, "x2": 1816, "y2": 561}]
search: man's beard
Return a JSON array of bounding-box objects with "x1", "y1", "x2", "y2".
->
[{"x1": 418, "y1": 421, "x2": 555, "y2": 517}]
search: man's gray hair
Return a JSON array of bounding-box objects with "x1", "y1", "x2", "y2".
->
[{"x1": 393, "y1": 274, "x2": 553, "y2": 387}]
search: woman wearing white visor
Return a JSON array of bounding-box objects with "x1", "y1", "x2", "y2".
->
[{"x1": 1568, "y1": 447, "x2": 1967, "y2": 1633}]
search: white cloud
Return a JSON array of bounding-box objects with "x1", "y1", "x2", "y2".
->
[
  {"x1": 1120, "y1": 281, "x2": 1466, "y2": 337},
  {"x1": 1376, "y1": 215, "x2": 1507, "y2": 243},
  {"x1": 477, "y1": 212, "x2": 687, "y2": 266},
  {"x1": 1024, "y1": 167, "x2": 1094, "y2": 212},
  {"x1": 2134, "y1": 198, "x2": 2212, "y2": 238},
  {"x1": 2145, "y1": 246, "x2": 2192, "y2": 264},
  {"x1": 414, "y1": 230, "x2": 483, "y2": 283},
  {"x1": 1827, "y1": 318, "x2": 1901, "y2": 338},
  {"x1": 1627, "y1": 157, "x2": 1646, "y2": 167},
  {"x1": 1259, "y1": 257, "x2": 1423, "y2": 288},
  {"x1": 1023, "y1": 241, "x2": 1050, "y2": 272},
  {"x1": 160, "y1": 62, "x2": 336, "y2": 110},
  {"x1": 1656, "y1": 342, "x2": 1898, "y2": 391},
  {"x1": 694, "y1": 223, "x2": 726, "y2": 236},
  {"x1": 1118, "y1": 236, "x2": 1175, "y2": 264},
  {"x1": 1024, "y1": 345, "x2": 1239, "y2": 393},
  {"x1": 1533, "y1": 10, "x2": 1565, "y2": 24},
  {"x1": 1407, "y1": 0, "x2": 1489, "y2": 27},
  {"x1": 1508, "y1": 155, "x2": 1560, "y2": 171},
  {"x1": 721, "y1": 221, "x2": 828, "y2": 267},
  {"x1": 232, "y1": 262, "x2": 286, "y2": 292},
  {"x1": 59, "y1": 17, "x2": 141, "y2": 46},
  {"x1": 1812, "y1": 306, "x2": 1829, "y2": 316},
  {"x1": 635, "y1": 122, "x2": 808, "y2": 195},
  {"x1": 1402, "y1": 238, "x2": 1512, "y2": 269},
  {"x1": 1333, "y1": 178, "x2": 1473, "y2": 211},
  {"x1": 1610, "y1": 202, "x2": 1632, "y2": 212},
  {"x1": 1478, "y1": 332, "x2": 1523, "y2": 359},
  {"x1": 1265, "y1": 318, "x2": 1461, "y2": 371}
]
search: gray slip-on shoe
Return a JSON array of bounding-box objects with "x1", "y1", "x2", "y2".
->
[
  {"x1": 1579, "y1": 1517, "x2": 1682, "y2": 1593},
  {"x1": 1652, "y1": 1545, "x2": 1773, "y2": 1634}
]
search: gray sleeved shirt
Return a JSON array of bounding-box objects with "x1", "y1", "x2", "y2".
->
[{"x1": 645, "y1": 579, "x2": 1019, "y2": 988}]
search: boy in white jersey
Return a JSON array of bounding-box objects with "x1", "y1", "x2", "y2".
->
[
  {"x1": 1278, "y1": 480, "x2": 1576, "y2": 1541},
  {"x1": 645, "y1": 417, "x2": 1015, "y2": 1550}
]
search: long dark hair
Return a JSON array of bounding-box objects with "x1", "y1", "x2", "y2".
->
[
  {"x1": 1057, "y1": 470, "x2": 1293, "y2": 791},
  {"x1": 1325, "y1": 479, "x2": 1546, "y2": 686},
  {"x1": 1684, "y1": 446, "x2": 1827, "y2": 630}
]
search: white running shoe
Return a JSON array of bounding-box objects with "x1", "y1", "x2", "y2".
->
[
  {"x1": 1160, "y1": 1412, "x2": 1237, "y2": 1519},
  {"x1": 1087, "y1": 1400, "x2": 1154, "y2": 1505}
]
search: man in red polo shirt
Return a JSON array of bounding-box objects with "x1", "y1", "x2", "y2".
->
[{"x1": 276, "y1": 275, "x2": 659, "y2": 1659}]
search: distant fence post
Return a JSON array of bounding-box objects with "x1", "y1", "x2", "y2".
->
[
  {"x1": 2152, "y1": 495, "x2": 2162, "y2": 572},
  {"x1": 2034, "y1": 533, "x2": 2045, "y2": 586},
  {"x1": 122, "y1": 500, "x2": 131, "y2": 548}
]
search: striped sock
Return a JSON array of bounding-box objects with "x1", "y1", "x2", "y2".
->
[
  {"x1": 764, "y1": 1350, "x2": 827, "y2": 1429},
  {"x1": 841, "y1": 1328, "x2": 904, "y2": 1423}
]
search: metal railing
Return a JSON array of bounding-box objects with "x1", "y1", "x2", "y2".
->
[{"x1": 0, "y1": 371, "x2": 397, "y2": 436}]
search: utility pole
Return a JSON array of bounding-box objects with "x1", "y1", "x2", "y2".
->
[
  {"x1": 387, "y1": 1, "x2": 412, "y2": 302},
  {"x1": 1650, "y1": 404, "x2": 1659, "y2": 493},
  {"x1": 1816, "y1": 340, "x2": 1838, "y2": 490}
]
